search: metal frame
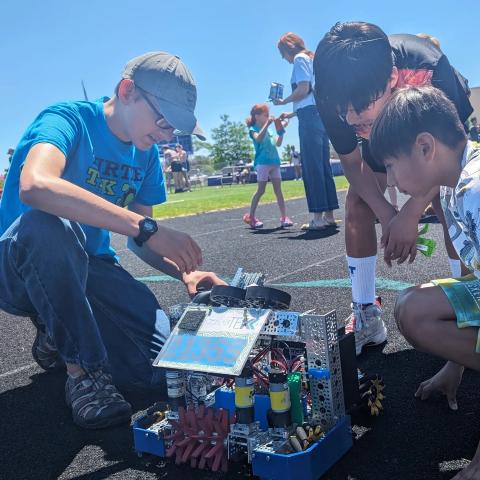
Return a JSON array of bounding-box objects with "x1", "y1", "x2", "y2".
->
[{"x1": 302, "y1": 310, "x2": 345, "y2": 430}]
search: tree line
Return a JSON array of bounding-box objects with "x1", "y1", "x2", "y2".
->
[{"x1": 191, "y1": 114, "x2": 294, "y2": 174}]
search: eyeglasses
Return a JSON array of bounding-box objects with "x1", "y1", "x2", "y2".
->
[{"x1": 136, "y1": 86, "x2": 175, "y2": 131}]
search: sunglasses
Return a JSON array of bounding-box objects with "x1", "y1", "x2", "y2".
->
[{"x1": 136, "y1": 86, "x2": 175, "y2": 131}]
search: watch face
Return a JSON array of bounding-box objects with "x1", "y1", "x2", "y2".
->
[{"x1": 144, "y1": 220, "x2": 156, "y2": 233}]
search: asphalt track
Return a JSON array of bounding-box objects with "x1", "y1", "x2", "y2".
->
[{"x1": 1, "y1": 189, "x2": 479, "y2": 480}]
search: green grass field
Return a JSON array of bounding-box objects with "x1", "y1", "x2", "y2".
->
[{"x1": 152, "y1": 176, "x2": 348, "y2": 219}]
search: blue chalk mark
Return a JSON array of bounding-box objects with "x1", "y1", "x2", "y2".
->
[
  {"x1": 272, "y1": 278, "x2": 413, "y2": 291},
  {"x1": 135, "y1": 275, "x2": 179, "y2": 283}
]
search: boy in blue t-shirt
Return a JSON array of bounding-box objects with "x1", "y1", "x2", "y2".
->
[
  {"x1": 370, "y1": 86, "x2": 480, "y2": 479},
  {"x1": 0, "y1": 52, "x2": 224, "y2": 429}
]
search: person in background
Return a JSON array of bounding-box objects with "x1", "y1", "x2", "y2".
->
[
  {"x1": 6, "y1": 147, "x2": 14, "y2": 164},
  {"x1": 469, "y1": 117, "x2": 479, "y2": 143},
  {"x1": 290, "y1": 145, "x2": 302, "y2": 181},
  {"x1": 161, "y1": 145, "x2": 174, "y2": 193},
  {"x1": 243, "y1": 103, "x2": 294, "y2": 229},
  {"x1": 275, "y1": 32, "x2": 339, "y2": 230},
  {"x1": 175, "y1": 143, "x2": 191, "y2": 191},
  {"x1": 167, "y1": 145, "x2": 184, "y2": 192},
  {"x1": 239, "y1": 166, "x2": 250, "y2": 184}
]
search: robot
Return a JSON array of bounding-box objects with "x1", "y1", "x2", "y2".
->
[{"x1": 133, "y1": 269, "x2": 384, "y2": 480}]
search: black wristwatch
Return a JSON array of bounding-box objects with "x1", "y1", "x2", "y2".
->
[{"x1": 134, "y1": 216, "x2": 158, "y2": 246}]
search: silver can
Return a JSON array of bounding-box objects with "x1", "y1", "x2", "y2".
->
[{"x1": 269, "y1": 82, "x2": 284, "y2": 101}]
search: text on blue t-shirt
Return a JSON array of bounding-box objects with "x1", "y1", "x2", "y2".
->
[{"x1": 0, "y1": 98, "x2": 166, "y2": 258}]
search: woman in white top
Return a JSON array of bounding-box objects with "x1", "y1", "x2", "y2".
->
[{"x1": 274, "y1": 32, "x2": 339, "y2": 230}]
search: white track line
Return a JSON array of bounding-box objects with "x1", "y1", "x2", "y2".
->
[
  {"x1": 0, "y1": 362, "x2": 38, "y2": 380},
  {"x1": 268, "y1": 253, "x2": 344, "y2": 283}
]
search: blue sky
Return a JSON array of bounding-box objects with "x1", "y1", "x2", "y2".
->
[{"x1": 1, "y1": 0, "x2": 478, "y2": 170}]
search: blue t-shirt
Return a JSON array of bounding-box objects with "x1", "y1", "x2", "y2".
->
[
  {"x1": 249, "y1": 125, "x2": 280, "y2": 168},
  {"x1": 0, "y1": 98, "x2": 166, "y2": 258}
]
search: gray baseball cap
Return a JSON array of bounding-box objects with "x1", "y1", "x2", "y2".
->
[{"x1": 122, "y1": 52, "x2": 206, "y2": 140}]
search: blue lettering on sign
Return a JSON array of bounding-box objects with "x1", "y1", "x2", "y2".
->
[
  {"x1": 171, "y1": 334, "x2": 194, "y2": 359},
  {"x1": 162, "y1": 335, "x2": 247, "y2": 368}
]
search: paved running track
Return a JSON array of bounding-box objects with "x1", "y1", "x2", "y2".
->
[{"x1": 1, "y1": 190, "x2": 478, "y2": 480}]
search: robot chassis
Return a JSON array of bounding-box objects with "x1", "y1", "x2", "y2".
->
[{"x1": 133, "y1": 269, "x2": 384, "y2": 480}]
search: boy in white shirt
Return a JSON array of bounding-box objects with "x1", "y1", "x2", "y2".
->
[{"x1": 370, "y1": 85, "x2": 480, "y2": 480}]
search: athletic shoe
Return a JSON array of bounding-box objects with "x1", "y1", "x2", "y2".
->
[
  {"x1": 300, "y1": 219, "x2": 327, "y2": 231},
  {"x1": 280, "y1": 216, "x2": 294, "y2": 228},
  {"x1": 345, "y1": 297, "x2": 387, "y2": 355},
  {"x1": 250, "y1": 218, "x2": 264, "y2": 229},
  {"x1": 65, "y1": 370, "x2": 132, "y2": 429},
  {"x1": 30, "y1": 316, "x2": 64, "y2": 372},
  {"x1": 243, "y1": 213, "x2": 263, "y2": 229}
]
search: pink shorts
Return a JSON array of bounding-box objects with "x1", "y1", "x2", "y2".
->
[{"x1": 256, "y1": 165, "x2": 282, "y2": 182}]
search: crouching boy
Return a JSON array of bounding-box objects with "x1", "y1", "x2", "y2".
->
[{"x1": 370, "y1": 85, "x2": 480, "y2": 479}]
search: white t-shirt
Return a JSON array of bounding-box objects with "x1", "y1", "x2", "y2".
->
[
  {"x1": 290, "y1": 52, "x2": 316, "y2": 111},
  {"x1": 441, "y1": 142, "x2": 480, "y2": 277},
  {"x1": 290, "y1": 150, "x2": 301, "y2": 166}
]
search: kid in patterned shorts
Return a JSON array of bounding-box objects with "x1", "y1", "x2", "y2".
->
[{"x1": 370, "y1": 85, "x2": 480, "y2": 480}]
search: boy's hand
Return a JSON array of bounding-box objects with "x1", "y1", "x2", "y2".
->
[
  {"x1": 415, "y1": 361, "x2": 464, "y2": 411},
  {"x1": 147, "y1": 225, "x2": 202, "y2": 274},
  {"x1": 182, "y1": 271, "x2": 227, "y2": 298},
  {"x1": 381, "y1": 207, "x2": 418, "y2": 266},
  {"x1": 272, "y1": 98, "x2": 285, "y2": 106}
]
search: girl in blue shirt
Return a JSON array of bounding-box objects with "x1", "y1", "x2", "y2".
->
[{"x1": 243, "y1": 103, "x2": 293, "y2": 229}]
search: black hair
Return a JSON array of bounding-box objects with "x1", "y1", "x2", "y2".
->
[
  {"x1": 313, "y1": 21, "x2": 393, "y2": 114},
  {"x1": 370, "y1": 86, "x2": 467, "y2": 162}
]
